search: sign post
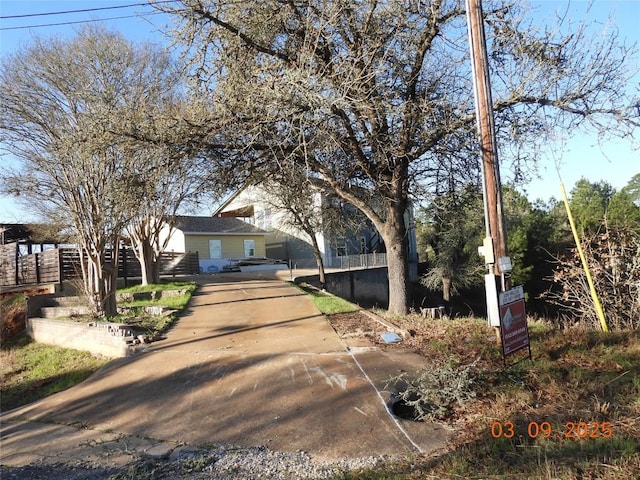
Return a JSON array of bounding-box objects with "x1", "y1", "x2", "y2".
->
[{"x1": 498, "y1": 286, "x2": 531, "y2": 364}]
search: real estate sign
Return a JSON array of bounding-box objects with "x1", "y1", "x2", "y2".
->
[{"x1": 499, "y1": 286, "x2": 530, "y2": 358}]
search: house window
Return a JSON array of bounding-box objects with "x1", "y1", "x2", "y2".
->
[
  {"x1": 244, "y1": 239, "x2": 256, "y2": 257},
  {"x1": 256, "y1": 208, "x2": 272, "y2": 231},
  {"x1": 360, "y1": 236, "x2": 367, "y2": 254},
  {"x1": 209, "y1": 239, "x2": 222, "y2": 259},
  {"x1": 335, "y1": 236, "x2": 347, "y2": 257}
]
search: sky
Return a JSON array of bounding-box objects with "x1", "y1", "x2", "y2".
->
[{"x1": 0, "y1": 0, "x2": 638, "y2": 223}]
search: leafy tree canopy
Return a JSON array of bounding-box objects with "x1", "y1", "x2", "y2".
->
[{"x1": 157, "y1": 0, "x2": 639, "y2": 314}]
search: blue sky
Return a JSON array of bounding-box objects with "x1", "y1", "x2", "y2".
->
[{"x1": 0, "y1": 0, "x2": 638, "y2": 222}]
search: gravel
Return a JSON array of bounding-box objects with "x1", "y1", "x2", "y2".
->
[{"x1": 0, "y1": 444, "x2": 390, "y2": 479}]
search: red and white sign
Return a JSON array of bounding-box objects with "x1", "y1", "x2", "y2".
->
[{"x1": 499, "y1": 286, "x2": 530, "y2": 357}]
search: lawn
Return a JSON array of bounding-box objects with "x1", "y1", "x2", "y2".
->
[
  {"x1": 117, "y1": 279, "x2": 196, "y2": 294},
  {"x1": 0, "y1": 334, "x2": 109, "y2": 412},
  {"x1": 114, "y1": 280, "x2": 197, "y2": 335}
]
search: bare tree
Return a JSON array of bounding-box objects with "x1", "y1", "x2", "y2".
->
[
  {"x1": 0, "y1": 25, "x2": 182, "y2": 317},
  {"x1": 254, "y1": 161, "x2": 369, "y2": 288},
  {"x1": 261, "y1": 167, "x2": 329, "y2": 287},
  {"x1": 124, "y1": 144, "x2": 211, "y2": 286},
  {"x1": 543, "y1": 227, "x2": 640, "y2": 330},
  {"x1": 159, "y1": 0, "x2": 638, "y2": 314}
]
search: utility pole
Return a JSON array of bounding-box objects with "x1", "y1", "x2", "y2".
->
[{"x1": 465, "y1": 0, "x2": 512, "y2": 329}]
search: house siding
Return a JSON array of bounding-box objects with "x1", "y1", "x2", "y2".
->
[
  {"x1": 222, "y1": 186, "x2": 321, "y2": 247},
  {"x1": 184, "y1": 234, "x2": 266, "y2": 259}
]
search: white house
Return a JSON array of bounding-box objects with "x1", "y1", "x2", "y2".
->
[
  {"x1": 214, "y1": 184, "x2": 419, "y2": 279},
  {"x1": 160, "y1": 216, "x2": 269, "y2": 273}
]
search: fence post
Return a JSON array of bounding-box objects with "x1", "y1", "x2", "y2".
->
[
  {"x1": 57, "y1": 248, "x2": 64, "y2": 291},
  {"x1": 14, "y1": 247, "x2": 19, "y2": 286},
  {"x1": 35, "y1": 252, "x2": 41, "y2": 284},
  {"x1": 122, "y1": 247, "x2": 128, "y2": 287}
]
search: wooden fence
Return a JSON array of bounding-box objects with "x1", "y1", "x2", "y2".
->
[
  {"x1": 0, "y1": 244, "x2": 62, "y2": 287},
  {"x1": 0, "y1": 243, "x2": 199, "y2": 289}
]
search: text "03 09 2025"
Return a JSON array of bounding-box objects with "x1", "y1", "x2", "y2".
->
[{"x1": 490, "y1": 420, "x2": 613, "y2": 439}]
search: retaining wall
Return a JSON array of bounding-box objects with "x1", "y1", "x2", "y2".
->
[
  {"x1": 295, "y1": 267, "x2": 390, "y2": 308},
  {"x1": 26, "y1": 318, "x2": 144, "y2": 358}
]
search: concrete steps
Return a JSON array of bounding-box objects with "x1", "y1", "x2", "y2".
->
[
  {"x1": 50, "y1": 296, "x2": 84, "y2": 307},
  {"x1": 35, "y1": 295, "x2": 92, "y2": 319},
  {"x1": 26, "y1": 295, "x2": 150, "y2": 357}
]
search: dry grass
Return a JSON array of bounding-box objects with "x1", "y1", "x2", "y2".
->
[{"x1": 328, "y1": 312, "x2": 640, "y2": 479}]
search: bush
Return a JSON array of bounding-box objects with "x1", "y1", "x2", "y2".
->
[
  {"x1": 386, "y1": 358, "x2": 479, "y2": 420},
  {"x1": 542, "y1": 226, "x2": 640, "y2": 330}
]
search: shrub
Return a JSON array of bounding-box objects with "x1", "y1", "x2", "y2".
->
[
  {"x1": 387, "y1": 358, "x2": 479, "y2": 420},
  {"x1": 542, "y1": 226, "x2": 640, "y2": 330}
]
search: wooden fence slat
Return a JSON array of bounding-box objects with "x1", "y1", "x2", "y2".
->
[{"x1": 1, "y1": 245, "x2": 199, "y2": 288}]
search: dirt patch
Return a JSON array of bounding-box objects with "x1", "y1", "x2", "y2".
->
[{"x1": 328, "y1": 311, "x2": 386, "y2": 336}]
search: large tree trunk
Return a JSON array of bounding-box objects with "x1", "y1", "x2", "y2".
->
[
  {"x1": 315, "y1": 253, "x2": 326, "y2": 290},
  {"x1": 82, "y1": 246, "x2": 119, "y2": 319},
  {"x1": 136, "y1": 237, "x2": 156, "y2": 286},
  {"x1": 151, "y1": 251, "x2": 162, "y2": 285},
  {"x1": 101, "y1": 268, "x2": 118, "y2": 318},
  {"x1": 129, "y1": 216, "x2": 167, "y2": 286},
  {"x1": 382, "y1": 204, "x2": 410, "y2": 315}
]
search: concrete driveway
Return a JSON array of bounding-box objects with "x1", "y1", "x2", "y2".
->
[{"x1": 1, "y1": 273, "x2": 449, "y2": 466}]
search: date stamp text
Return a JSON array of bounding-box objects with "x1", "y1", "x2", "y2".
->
[{"x1": 490, "y1": 420, "x2": 613, "y2": 439}]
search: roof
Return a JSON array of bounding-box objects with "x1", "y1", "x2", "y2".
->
[{"x1": 172, "y1": 216, "x2": 267, "y2": 235}]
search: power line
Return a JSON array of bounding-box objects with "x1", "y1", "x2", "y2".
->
[
  {"x1": 0, "y1": 12, "x2": 164, "y2": 32},
  {"x1": 0, "y1": 1, "x2": 173, "y2": 20}
]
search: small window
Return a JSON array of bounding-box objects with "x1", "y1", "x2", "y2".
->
[
  {"x1": 209, "y1": 239, "x2": 222, "y2": 259},
  {"x1": 335, "y1": 236, "x2": 347, "y2": 257},
  {"x1": 244, "y1": 239, "x2": 256, "y2": 257},
  {"x1": 360, "y1": 237, "x2": 367, "y2": 254}
]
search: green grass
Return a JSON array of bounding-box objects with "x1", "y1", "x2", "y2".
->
[
  {"x1": 114, "y1": 281, "x2": 197, "y2": 335},
  {"x1": 117, "y1": 280, "x2": 196, "y2": 294},
  {"x1": 1, "y1": 292, "x2": 26, "y2": 308},
  {"x1": 0, "y1": 334, "x2": 109, "y2": 412},
  {"x1": 294, "y1": 283, "x2": 359, "y2": 314},
  {"x1": 119, "y1": 294, "x2": 193, "y2": 311}
]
